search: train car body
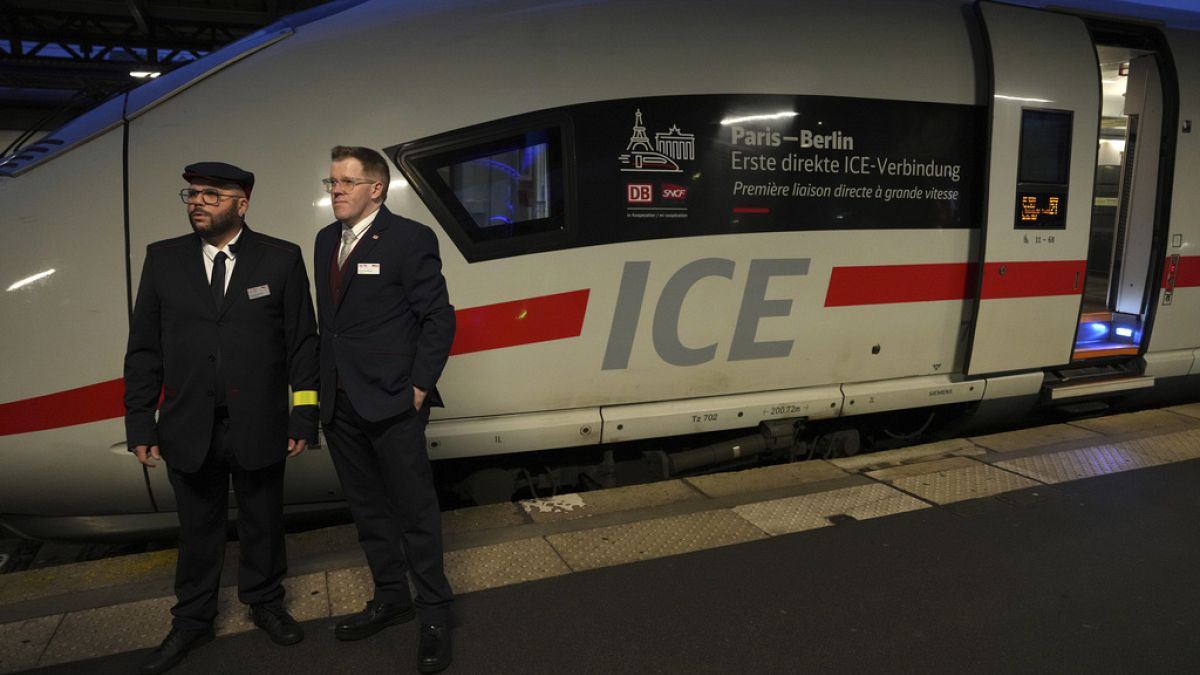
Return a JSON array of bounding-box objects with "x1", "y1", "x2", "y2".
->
[{"x1": 1, "y1": 0, "x2": 1198, "y2": 538}]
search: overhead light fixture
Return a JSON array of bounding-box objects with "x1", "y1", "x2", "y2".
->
[
  {"x1": 129, "y1": 71, "x2": 161, "y2": 79},
  {"x1": 995, "y1": 94, "x2": 1054, "y2": 104}
]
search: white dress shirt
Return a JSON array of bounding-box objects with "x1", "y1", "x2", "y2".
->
[
  {"x1": 202, "y1": 229, "x2": 242, "y2": 294},
  {"x1": 339, "y1": 207, "x2": 380, "y2": 266}
]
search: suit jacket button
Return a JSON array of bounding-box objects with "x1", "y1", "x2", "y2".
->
[
  {"x1": 206, "y1": 390, "x2": 214, "y2": 397},
  {"x1": 208, "y1": 355, "x2": 216, "y2": 362}
]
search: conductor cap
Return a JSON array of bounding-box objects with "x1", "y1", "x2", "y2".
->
[{"x1": 182, "y1": 162, "x2": 255, "y2": 197}]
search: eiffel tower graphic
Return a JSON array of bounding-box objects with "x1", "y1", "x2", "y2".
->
[
  {"x1": 618, "y1": 109, "x2": 684, "y2": 173},
  {"x1": 625, "y1": 109, "x2": 653, "y2": 153}
]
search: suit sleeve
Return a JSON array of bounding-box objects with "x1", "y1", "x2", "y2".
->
[
  {"x1": 123, "y1": 250, "x2": 163, "y2": 447},
  {"x1": 283, "y1": 249, "x2": 320, "y2": 442},
  {"x1": 400, "y1": 226, "x2": 455, "y2": 392}
]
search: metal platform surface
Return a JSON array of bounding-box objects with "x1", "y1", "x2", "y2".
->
[{"x1": 4, "y1": 404, "x2": 1200, "y2": 672}]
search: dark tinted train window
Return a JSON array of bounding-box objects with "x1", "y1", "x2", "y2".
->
[
  {"x1": 1015, "y1": 109, "x2": 1071, "y2": 229},
  {"x1": 389, "y1": 121, "x2": 572, "y2": 261},
  {"x1": 1018, "y1": 109, "x2": 1072, "y2": 184}
]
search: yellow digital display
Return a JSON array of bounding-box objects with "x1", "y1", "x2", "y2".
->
[{"x1": 1016, "y1": 191, "x2": 1066, "y2": 228}]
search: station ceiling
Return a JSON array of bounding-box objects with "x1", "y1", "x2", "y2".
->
[{"x1": 0, "y1": 0, "x2": 328, "y2": 147}]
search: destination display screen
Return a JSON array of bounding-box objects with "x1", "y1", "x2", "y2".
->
[{"x1": 1016, "y1": 189, "x2": 1066, "y2": 228}]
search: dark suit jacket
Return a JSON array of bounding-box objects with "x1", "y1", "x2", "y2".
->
[
  {"x1": 314, "y1": 206, "x2": 455, "y2": 424},
  {"x1": 124, "y1": 226, "x2": 319, "y2": 473}
]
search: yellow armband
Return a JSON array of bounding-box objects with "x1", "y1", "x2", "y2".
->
[{"x1": 292, "y1": 390, "x2": 319, "y2": 407}]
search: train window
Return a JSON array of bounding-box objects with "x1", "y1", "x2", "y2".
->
[
  {"x1": 1015, "y1": 109, "x2": 1072, "y2": 229},
  {"x1": 390, "y1": 119, "x2": 574, "y2": 261}
]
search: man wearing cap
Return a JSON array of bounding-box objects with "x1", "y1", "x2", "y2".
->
[
  {"x1": 314, "y1": 145, "x2": 455, "y2": 673},
  {"x1": 124, "y1": 162, "x2": 319, "y2": 674}
]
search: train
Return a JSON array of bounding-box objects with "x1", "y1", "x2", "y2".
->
[{"x1": 1, "y1": 0, "x2": 1198, "y2": 540}]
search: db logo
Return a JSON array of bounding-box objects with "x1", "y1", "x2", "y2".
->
[
  {"x1": 626, "y1": 183, "x2": 653, "y2": 204},
  {"x1": 661, "y1": 184, "x2": 688, "y2": 200}
]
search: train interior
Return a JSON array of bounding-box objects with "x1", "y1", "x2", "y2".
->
[{"x1": 1074, "y1": 38, "x2": 1166, "y2": 362}]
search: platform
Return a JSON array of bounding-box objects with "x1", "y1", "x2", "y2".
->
[{"x1": 4, "y1": 404, "x2": 1200, "y2": 673}]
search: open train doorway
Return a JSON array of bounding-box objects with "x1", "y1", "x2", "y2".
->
[{"x1": 1075, "y1": 31, "x2": 1172, "y2": 361}]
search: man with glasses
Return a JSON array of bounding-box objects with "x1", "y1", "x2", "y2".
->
[
  {"x1": 314, "y1": 146, "x2": 455, "y2": 673},
  {"x1": 124, "y1": 162, "x2": 319, "y2": 674}
]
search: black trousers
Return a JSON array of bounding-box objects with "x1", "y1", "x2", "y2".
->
[
  {"x1": 325, "y1": 390, "x2": 453, "y2": 624},
  {"x1": 167, "y1": 412, "x2": 287, "y2": 630}
]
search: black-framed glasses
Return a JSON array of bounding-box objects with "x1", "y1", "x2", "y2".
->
[
  {"x1": 321, "y1": 176, "x2": 377, "y2": 193},
  {"x1": 179, "y1": 188, "x2": 244, "y2": 206}
]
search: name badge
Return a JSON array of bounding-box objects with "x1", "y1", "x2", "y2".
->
[
  {"x1": 358, "y1": 263, "x2": 381, "y2": 275},
  {"x1": 246, "y1": 284, "x2": 271, "y2": 300}
]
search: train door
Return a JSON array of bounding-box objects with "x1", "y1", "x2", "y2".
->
[
  {"x1": 965, "y1": 1, "x2": 1098, "y2": 375},
  {"x1": 1076, "y1": 28, "x2": 1175, "y2": 362}
]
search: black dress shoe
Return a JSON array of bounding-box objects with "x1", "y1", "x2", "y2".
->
[
  {"x1": 334, "y1": 600, "x2": 415, "y2": 641},
  {"x1": 418, "y1": 623, "x2": 452, "y2": 673},
  {"x1": 251, "y1": 603, "x2": 304, "y2": 646},
  {"x1": 140, "y1": 626, "x2": 215, "y2": 675}
]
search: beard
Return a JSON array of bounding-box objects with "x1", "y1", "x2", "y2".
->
[{"x1": 189, "y1": 206, "x2": 240, "y2": 240}]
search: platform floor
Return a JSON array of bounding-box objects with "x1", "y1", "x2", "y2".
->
[{"x1": 4, "y1": 404, "x2": 1200, "y2": 673}]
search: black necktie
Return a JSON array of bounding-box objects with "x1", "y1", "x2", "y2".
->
[{"x1": 210, "y1": 251, "x2": 228, "y2": 309}]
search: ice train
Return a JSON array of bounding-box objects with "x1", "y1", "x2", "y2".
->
[{"x1": 1, "y1": 0, "x2": 1198, "y2": 538}]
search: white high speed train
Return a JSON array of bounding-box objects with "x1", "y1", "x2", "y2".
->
[{"x1": 1, "y1": 0, "x2": 1198, "y2": 539}]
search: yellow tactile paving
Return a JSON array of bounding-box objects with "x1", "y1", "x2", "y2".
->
[
  {"x1": 684, "y1": 460, "x2": 847, "y2": 498},
  {"x1": 995, "y1": 445, "x2": 1161, "y2": 484},
  {"x1": 545, "y1": 510, "x2": 767, "y2": 572},
  {"x1": 733, "y1": 483, "x2": 930, "y2": 536},
  {"x1": 327, "y1": 567, "x2": 374, "y2": 617},
  {"x1": 1067, "y1": 409, "x2": 1190, "y2": 435},
  {"x1": 519, "y1": 480, "x2": 702, "y2": 523},
  {"x1": 886, "y1": 464, "x2": 1043, "y2": 505},
  {"x1": 969, "y1": 423, "x2": 1103, "y2": 453},
  {"x1": 0, "y1": 615, "x2": 60, "y2": 675},
  {"x1": 444, "y1": 538, "x2": 571, "y2": 594}
]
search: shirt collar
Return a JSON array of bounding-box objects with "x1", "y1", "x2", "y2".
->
[
  {"x1": 341, "y1": 207, "x2": 380, "y2": 241},
  {"x1": 201, "y1": 228, "x2": 243, "y2": 262}
]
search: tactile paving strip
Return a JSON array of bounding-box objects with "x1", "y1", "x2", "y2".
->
[
  {"x1": 995, "y1": 444, "x2": 1161, "y2": 484},
  {"x1": 444, "y1": 538, "x2": 571, "y2": 594},
  {"x1": 328, "y1": 567, "x2": 375, "y2": 616},
  {"x1": 545, "y1": 510, "x2": 767, "y2": 572},
  {"x1": 733, "y1": 483, "x2": 930, "y2": 536},
  {"x1": 0, "y1": 615, "x2": 61, "y2": 675},
  {"x1": 685, "y1": 460, "x2": 847, "y2": 498},
  {"x1": 886, "y1": 463, "x2": 1042, "y2": 504}
]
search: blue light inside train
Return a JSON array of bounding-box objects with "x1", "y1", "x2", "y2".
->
[{"x1": 1082, "y1": 322, "x2": 1110, "y2": 341}]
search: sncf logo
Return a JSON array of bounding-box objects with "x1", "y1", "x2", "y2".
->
[
  {"x1": 626, "y1": 184, "x2": 653, "y2": 204},
  {"x1": 661, "y1": 184, "x2": 688, "y2": 200}
]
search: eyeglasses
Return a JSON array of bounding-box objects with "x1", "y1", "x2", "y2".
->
[
  {"x1": 321, "y1": 176, "x2": 377, "y2": 193},
  {"x1": 179, "y1": 188, "x2": 244, "y2": 206}
]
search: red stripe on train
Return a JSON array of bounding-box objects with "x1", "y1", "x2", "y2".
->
[
  {"x1": 450, "y1": 289, "x2": 590, "y2": 355},
  {"x1": 825, "y1": 260, "x2": 1087, "y2": 306},
  {"x1": 825, "y1": 263, "x2": 975, "y2": 306},
  {"x1": 0, "y1": 379, "x2": 126, "y2": 437},
  {"x1": 0, "y1": 289, "x2": 592, "y2": 436},
  {"x1": 1162, "y1": 255, "x2": 1200, "y2": 288}
]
